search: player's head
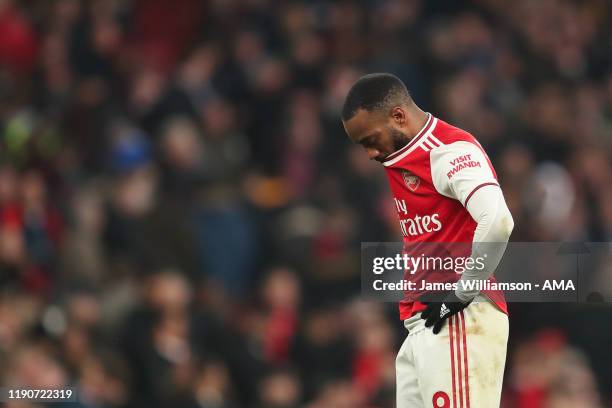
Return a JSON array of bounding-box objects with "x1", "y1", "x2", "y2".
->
[{"x1": 342, "y1": 73, "x2": 416, "y2": 162}]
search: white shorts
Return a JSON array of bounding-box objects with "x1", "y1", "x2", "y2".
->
[{"x1": 396, "y1": 300, "x2": 509, "y2": 408}]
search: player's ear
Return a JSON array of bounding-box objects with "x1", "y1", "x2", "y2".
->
[{"x1": 390, "y1": 107, "x2": 405, "y2": 125}]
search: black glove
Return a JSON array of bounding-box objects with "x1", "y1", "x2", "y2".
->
[{"x1": 420, "y1": 291, "x2": 472, "y2": 334}]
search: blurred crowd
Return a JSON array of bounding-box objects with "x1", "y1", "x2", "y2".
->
[{"x1": 0, "y1": 0, "x2": 611, "y2": 407}]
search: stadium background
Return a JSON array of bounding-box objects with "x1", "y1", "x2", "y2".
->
[{"x1": 0, "y1": 0, "x2": 611, "y2": 407}]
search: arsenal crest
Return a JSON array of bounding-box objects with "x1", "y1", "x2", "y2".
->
[{"x1": 402, "y1": 170, "x2": 420, "y2": 192}]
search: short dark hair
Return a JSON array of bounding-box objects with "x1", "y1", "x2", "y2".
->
[{"x1": 341, "y1": 73, "x2": 411, "y2": 121}]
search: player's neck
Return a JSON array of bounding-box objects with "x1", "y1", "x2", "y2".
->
[{"x1": 406, "y1": 109, "x2": 429, "y2": 139}]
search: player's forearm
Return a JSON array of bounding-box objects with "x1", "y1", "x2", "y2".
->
[{"x1": 455, "y1": 186, "x2": 514, "y2": 302}]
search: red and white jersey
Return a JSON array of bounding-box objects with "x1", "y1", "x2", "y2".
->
[{"x1": 383, "y1": 113, "x2": 507, "y2": 320}]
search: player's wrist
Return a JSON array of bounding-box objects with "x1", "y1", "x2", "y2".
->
[{"x1": 450, "y1": 290, "x2": 474, "y2": 304}]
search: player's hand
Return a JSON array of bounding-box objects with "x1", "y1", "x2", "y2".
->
[{"x1": 420, "y1": 291, "x2": 472, "y2": 334}]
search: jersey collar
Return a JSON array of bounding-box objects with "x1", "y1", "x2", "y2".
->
[{"x1": 383, "y1": 113, "x2": 435, "y2": 167}]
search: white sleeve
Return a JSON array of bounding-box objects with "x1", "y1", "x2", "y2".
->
[
  {"x1": 430, "y1": 141, "x2": 498, "y2": 206},
  {"x1": 456, "y1": 186, "x2": 514, "y2": 301},
  {"x1": 430, "y1": 140, "x2": 514, "y2": 302}
]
